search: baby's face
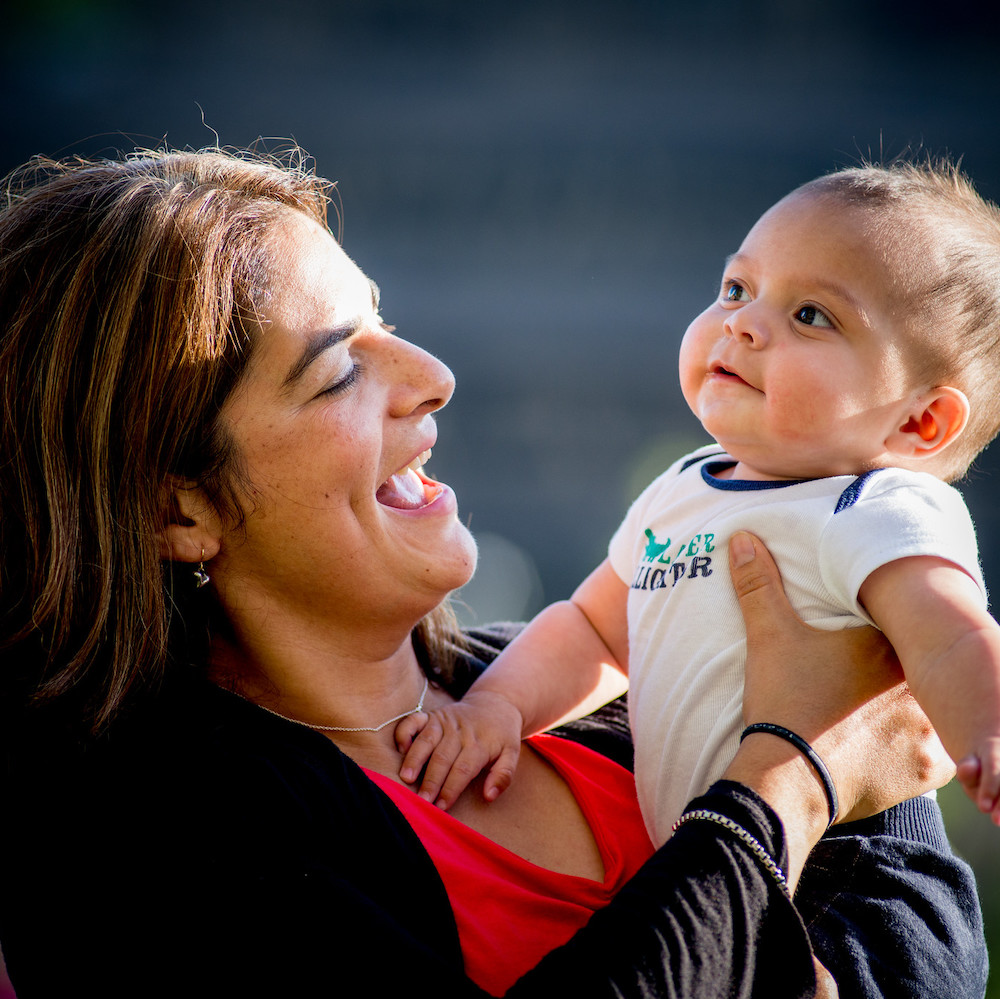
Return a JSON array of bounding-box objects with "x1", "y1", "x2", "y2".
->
[{"x1": 679, "y1": 190, "x2": 919, "y2": 480}]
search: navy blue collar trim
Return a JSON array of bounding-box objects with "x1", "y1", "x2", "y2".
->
[
  {"x1": 680, "y1": 449, "x2": 727, "y2": 472},
  {"x1": 700, "y1": 460, "x2": 813, "y2": 491},
  {"x1": 695, "y1": 458, "x2": 888, "y2": 505}
]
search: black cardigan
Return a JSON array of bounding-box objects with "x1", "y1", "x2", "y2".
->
[{"x1": 0, "y1": 627, "x2": 986, "y2": 998}]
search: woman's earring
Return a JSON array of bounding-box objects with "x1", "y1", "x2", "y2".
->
[{"x1": 193, "y1": 548, "x2": 210, "y2": 589}]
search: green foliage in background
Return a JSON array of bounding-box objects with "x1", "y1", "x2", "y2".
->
[{"x1": 939, "y1": 781, "x2": 998, "y2": 998}]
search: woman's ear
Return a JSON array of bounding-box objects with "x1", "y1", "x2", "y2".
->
[
  {"x1": 159, "y1": 477, "x2": 222, "y2": 563},
  {"x1": 885, "y1": 386, "x2": 970, "y2": 460}
]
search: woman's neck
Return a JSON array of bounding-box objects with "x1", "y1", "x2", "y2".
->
[{"x1": 208, "y1": 607, "x2": 430, "y2": 735}]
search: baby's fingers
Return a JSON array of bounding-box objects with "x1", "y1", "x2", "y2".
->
[
  {"x1": 483, "y1": 744, "x2": 522, "y2": 803},
  {"x1": 398, "y1": 714, "x2": 445, "y2": 784},
  {"x1": 395, "y1": 711, "x2": 429, "y2": 756},
  {"x1": 420, "y1": 740, "x2": 487, "y2": 810},
  {"x1": 956, "y1": 749, "x2": 1000, "y2": 825},
  {"x1": 956, "y1": 754, "x2": 981, "y2": 800},
  {"x1": 973, "y1": 738, "x2": 1000, "y2": 821}
]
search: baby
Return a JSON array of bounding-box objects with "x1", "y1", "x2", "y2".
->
[{"x1": 399, "y1": 159, "x2": 1000, "y2": 837}]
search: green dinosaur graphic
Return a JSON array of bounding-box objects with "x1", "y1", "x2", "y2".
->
[{"x1": 643, "y1": 528, "x2": 671, "y2": 563}]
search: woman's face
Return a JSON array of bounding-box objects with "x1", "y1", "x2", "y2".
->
[{"x1": 210, "y1": 211, "x2": 477, "y2": 641}]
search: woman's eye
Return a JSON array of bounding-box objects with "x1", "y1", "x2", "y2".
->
[
  {"x1": 723, "y1": 281, "x2": 749, "y2": 303},
  {"x1": 795, "y1": 305, "x2": 834, "y2": 328},
  {"x1": 320, "y1": 364, "x2": 360, "y2": 397}
]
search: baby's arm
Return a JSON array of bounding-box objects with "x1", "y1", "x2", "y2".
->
[
  {"x1": 860, "y1": 555, "x2": 1000, "y2": 824},
  {"x1": 396, "y1": 559, "x2": 630, "y2": 808}
]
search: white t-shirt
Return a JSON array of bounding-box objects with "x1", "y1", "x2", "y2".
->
[{"x1": 608, "y1": 444, "x2": 987, "y2": 844}]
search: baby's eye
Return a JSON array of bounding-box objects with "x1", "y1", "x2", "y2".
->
[
  {"x1": 795, "y1": 305, "x2": 834, "y2": 328},
  {"x1": 723, "y1": 281, "x2": 749, "y2": 303}
]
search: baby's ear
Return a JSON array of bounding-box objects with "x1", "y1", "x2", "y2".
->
[{"x1": 885, "y1": 386, "x2": 970, "y2": 460}]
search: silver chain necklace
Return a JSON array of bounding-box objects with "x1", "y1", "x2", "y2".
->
[{"x1": 251, "y1": 676, "x2": 430, "y2": 733}]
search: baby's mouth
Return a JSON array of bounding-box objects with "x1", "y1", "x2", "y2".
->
[
  {"x1": 713, "y1": 364, "x2": 748, "y2": 385},
  {"x1": 376, "y1": 449, "x2": 443, "y2": 509}
]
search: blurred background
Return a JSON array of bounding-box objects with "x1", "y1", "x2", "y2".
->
[{"x1": 2, "y1": 0, "x2": 998, "y2": 993}]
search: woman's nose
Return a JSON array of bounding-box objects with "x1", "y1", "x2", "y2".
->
[{"x1": 386, "y1": 337, "x2": 456, "y2": 417}]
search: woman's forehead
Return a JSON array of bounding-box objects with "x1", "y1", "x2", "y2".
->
[{"x1": 262, "y1": 213, "x2": 375, "y2": 329}]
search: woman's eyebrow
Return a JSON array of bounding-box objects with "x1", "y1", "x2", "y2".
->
[{"x1": 283, "y1": 319, "x2": 361, "y2": 387}]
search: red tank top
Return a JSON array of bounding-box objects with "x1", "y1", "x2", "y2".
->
[{"x1": 366, "y1": 733, "x2": 654, "y2": 995}]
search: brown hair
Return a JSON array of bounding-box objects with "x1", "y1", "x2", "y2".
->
[
  {"x1": 0, "y1": 147, "x2": 458, "y2": 732},
  {"x1": 797, "y1": 159, "x2": 1000, "y2": 481}
]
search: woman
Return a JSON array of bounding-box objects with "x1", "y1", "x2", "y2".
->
[{"x1": 0, "y1": 148, "x2": 984, "y2": 998}]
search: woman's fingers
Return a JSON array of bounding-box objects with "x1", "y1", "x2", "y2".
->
[
  {"x1": 728, "y1": 531, "x2": 800, "y2": 651},
  {"x1": 729, "y1": 531, "x2": 825, "y2": 725},
  {"x1": 729, "y1": 531, "x2": 952, "y2": 820}
]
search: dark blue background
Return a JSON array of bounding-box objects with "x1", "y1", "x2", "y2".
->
[{"x1": 2, "y1": 2, "x2": 997, "y2": 993}]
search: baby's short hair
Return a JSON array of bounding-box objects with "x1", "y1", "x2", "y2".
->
[{"x1": 797, "y1": 159, "x2": 1000, "y2": 481}]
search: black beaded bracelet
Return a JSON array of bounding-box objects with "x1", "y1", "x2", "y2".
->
[{"x1": 740, "y1": 722, "x2": 839, "y2": 825}]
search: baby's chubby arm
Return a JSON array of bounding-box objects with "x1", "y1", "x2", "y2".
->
[
  {"x1": 396, "y1": 560, "x2": 630, "y2": 809},
  {"x1": 860, "y1": 555, "x2": 1000, "y2": 825}
]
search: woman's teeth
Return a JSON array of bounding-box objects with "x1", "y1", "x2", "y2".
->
[
  {"x1": 398, "y1": 448, "x2": 432, "y2": 477},
  {"x1": 376, "y1": 449, "x2": 438, "y2": 509}
]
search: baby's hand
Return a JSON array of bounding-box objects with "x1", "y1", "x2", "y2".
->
[
  {"x1": 956, "y1": 735, "x2": 1000, "y2": 826},
  {"x1": 395, "y1": 691, "x2": 524, "y2": 810}
]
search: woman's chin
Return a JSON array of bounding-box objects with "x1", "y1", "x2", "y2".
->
[
  {"x1": 442, "y1": 521, "x2": 479, "y2": 592},
  {"x1": 397, "y1": 521, "x2": 479, "y2": 614}
]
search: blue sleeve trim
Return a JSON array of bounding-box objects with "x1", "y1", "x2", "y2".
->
[{"x1": 833, "y1": 468, "x2": 886, "y2": 514}]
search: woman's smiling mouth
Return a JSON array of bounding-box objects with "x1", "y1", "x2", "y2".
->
[{"x1": 376, "y1": 448, "x2": 444, "y2": 510}]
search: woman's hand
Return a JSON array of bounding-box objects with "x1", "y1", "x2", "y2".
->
[{"x1": 723, "y1": 532, "x2": 954, "y2": 883}]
